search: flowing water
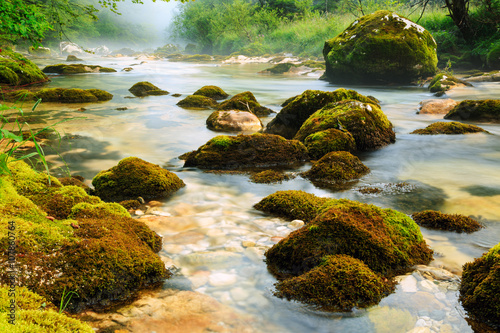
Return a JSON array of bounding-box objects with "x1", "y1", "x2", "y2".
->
[{"x1": 21, "y1": 56, "x2": 500, "y2": 332}]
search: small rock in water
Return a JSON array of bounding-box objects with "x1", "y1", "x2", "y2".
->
[
  {"x1": 289, "y1": 220, "x2": 305, "y2": 229},
  {"x1": 209, "y1": 273, "x2": 238, "y2": 287},
  {"x1": 399, "y1": 275, "x2": 418, "y2": 293},
  {"x1": 241, "y1": 241, "x2": 256, "y2": 248}
]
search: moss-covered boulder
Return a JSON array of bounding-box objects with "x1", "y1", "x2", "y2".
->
[
  {"x1": 412, "y1": 210, "x2": 483, "y2": 233},
  {"x1": 177, "y1": 95, "x2": 219, "y2": 109},
  {"x1": 250, "y1": 170, "x2": 292, "y2": 184},
  {"x1": 42, "y1": 64, "x2": 116, "y2": 74},
  {"x1": 265, "y1": 89, "x2": 379, "y2": 139},
  {"x1": 460, "y1": 243, "x2": 500, "y2": 331},
  {"x1": 302, "y1": 151, "x2": 369, "y2": 187},
  {"x1": 304, "y1": 128, "x2": 356, "y2": 159},
  {"x1": 444, "y1": 100, "x2": 500, "y2": 123},
  {"x1": 2, "y1": 88, "x2": 113, "y2": 103},
  {"x1": 58, "y1": 175, "x2": 90, "y2": 193},
  {"x1": 274, "y1": 255, "x2": 394, "y2": 311},
  {"x1": 410, "y1": 121, "x2": 488, "y2": 135},
  {"x1": 217, "y1": 91, "x2": 273, "y2": 116},
  {"x1": 206, "y1": 110, "x2": 262, "y2": 132},
  {"x1": 183, "y1": 133, "x2": 309, "y2": 170},
  {"x1": 28, "y1": 46, "x2": 51, "y2": 56},
  {"x1": 92, "y1": 157, "x2": 185, "y2": 202},
  {"x1": 129, "y1": 81, "x2": 169, "y2": 97},
  {"x1": 323, "y1": 11, "x2": 437, "y2": 84},
  {"x1": 0, "y1": 48, "x2": 49, "y2": 86},
  {"x1": 256, "y1": 191, "x2": 433, "y2": 277},
  {"x1": 261, "y1": 62, "x2": 298, "y2": 74},
  {"x1": 295, "y1": 100, "x2": 395, "y2": 151},
  {"x1": 193, "y1": 85, "x2": 228, "y2": 100},
  {"x1": 66, "y1": 54, "x2": 82, "y2": 61},
  {"x1": 428, "y1": 73, "x2": 470, "y2": 95}
]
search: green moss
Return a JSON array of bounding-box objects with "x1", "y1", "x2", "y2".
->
[
  {"x1": 302, "y1": 151, "x2": 369, "y2": 186},
  {"x1": 444, "y1": 99, "x2": 500, "y2": 123},
  {"x1": 262, "y1": 63, "x2": 297, "y2": 74},
  {"x1": 250, "y1": 170, "x2": 292, "y2": 184},
  {"x1": 265, "y1": 88, "x2": 379, "y2": 139},
  {"x1": 295, "y1": 100, "x2": 395, "y2": 151},
  {"x1": 61, "y1": 89, "x2": 98, "y2": 103},
  {"x1": 302, "y1": 60, "x2": 326, "y2": 69},
  {"x1": 2, "y1": 88, "x2": 113, "y2": 103},
  {"x1": 0, "y1": 48, "x2": 48, "y2": 86},
  {"x1": 274, "y1": 255, "x2": 395, "y2": 311},
  {"x1": 87, "y1": 89, "x2": 113, "y2": 101},
  {"x1": 29, "y1": 46, "x2": 51, "y2": 56},
  {"x1": 0, "y1": 309, "x2": 94, "y2": 332},
  {"x1": 410, "y1": 121, "x2": 488, "y2": 135},
  {"x1": 323, "y1": 11, "x2": 437, "y2": 84},
  {"x1": 176, "y1": 95, "x2": 219, "y2": 109},
  {"x1": 217, "y1": 91, "x2": 273, "y2": 116},
  {"x1": 128, "y1": 81, "x2": 168, "y2": 97},
  {"x1": 193, "y1": 85, "x2": 228, "y2": 100},
  {"x1": 304, "y1": 128, "x2": 356, "y2": 159},
  {"x1": 58, "y1": 177, "x2": 89, "y2": 193},
  {"x1": 412, "y1": 210, "x2": 483, "y2": 233},
  {"x1": 428, "y1": 73, "x2": 469, "y2": 94},
  {"x1": 119, "y1": 199, "x2": 142, "y2": 210},
  {"x1": 92, "y1": 156, "x2": 185, "y2": 202},
  {"x1": 460, "y1": 243, "x2": 500, "y2": 331},
  {"x1": 183, "y1": 133, "x2": 309, "y2": 170},
  {"x1": 66, "y1": 55, "x2": 82, "y2": 61},
  {"x1": 35, "y1": 186, "x2": 101, "y2": 220},
  {"x1": 42, "y1": 64, "x2": 117, "y2": 74},
  {"x1": 69, "y1": 202, "x2": 130, "y2": 219}
]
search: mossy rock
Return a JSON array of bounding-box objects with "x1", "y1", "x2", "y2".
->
[
  {"x1": 428, "y1": 73, "x2": 470, "y2": 94},
  {"x1": 183, "y1": 133, "x2": 309, "y2": 170},
  {"x1": 92, "y1": 157, "x2": 185, "y2": 202},
  {"x1": 155, "y1": 43, "x2": 180, "y2": 56},
  {"x1": 250, "y1": 170, "x2": 292, "y2": 184},
  {"x1": 28, "y1": 46, "x2": 51, "y2": 56},
  {"x1": 295, "y1": 100, "x2": 395, "y2": 151},
  {"x1": 36, "y1": 185, "x2": 101, "y2": 220},
  {"x1": 206, "y1": 110, "x2": 262, "y2": 132},
  {"x1": 261, "y1": 63, "x2": 297, "y2": 74},
  {"x1": 487, "y1": 43, "x2": 500, "y2": 69},
  {"x1": 412, "y1": 210, "x2": 483, "y2": 233},
  {"x1": 460, "y1": 243, "x2": 500, "y2": 331},
  {"x1": 0, "y1": 48, "x2": 48, "y2": 86},
  {"x1": 168, "y1": 54, "x2": 214, "y2": 62},
  {"x1": 304, "y1": 128, "x2": 356, "y2": 159},
  {"x1": 193, "y1": 85, "x2": 228, "y2": 100},
  {"x1": 274, "y1": 254, "x2": 395, "y2": 311},
  {"x1": 42, "y1": 64, "x2": 116, "y2": 74},
  {"x1": 302, "y1": 151, "x2": 369, "y2": 186},
  {"x1": 217, "y1": 91, "x2": 273, "y2": 116},
  {"x1": 265, "y1": 89, "x2": 379, "y2": 139},
  {"x1": 66, "y1": 55, "x2": 82, "y2": 61},
  {"x1": 257, "y1": 191, "x2": 433, "y2": 277},
  {"x1": 177, "y1": 95, "x2": 219, "y2": 109},
  {"x1": 119, "y1": 199, "x2": 142, "y2": 210},
  {"x1": 128, "y1": 81, "x2": 169, "y2": 97},
  {"x1": 322, "y1": 11, "x2": 437, "y2": 84},
  {"x1": 444, "y1": 100, "x2": 500, "y2": 123},
  {"x1": 2, "y1": 88, "x2": 113, "y2": 103},
  {"x1": 410, "y1": 121, "x2": 488, "y2": 135}
]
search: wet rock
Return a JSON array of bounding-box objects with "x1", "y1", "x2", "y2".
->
[
  {"x1": 322, "y1": 11, "x2": 437, "y2": 84},
  {"x1": 43, "y1": 63, "x2": 116, "y2": 74},
  {"x1": 289, "y1": 220, "x2": 305, "y2": 229},
  {"x1": 417, "y1": 99, "x2": 458, "y2": 115},
  {"x1": 249, "y1": 170, "x2": 292, "y2": 184},
  {"x1": 410, "y1": 121, "x2": 488, "y2": 135},
  {"x1": 217, "y1": 91, "x2": 273, "y2": 116},
  {"x1": 0, "y1": 48, "x2": 49, "y2": 86},
  {"x1": 304, "y1": 128, "x2": 356, "y2": 160},
  {"x1": 177, "y1": 94, "x2": 219, "y2": 109},
  {"x1": 399, "y1": 275, "x2": 418, "y2": 293},
  {"x1": 193, "y1": 85, "x2": 229, "y2": 100},
  {"x1": 411, "y1": 210, "x2": 484, "y2": 233},
  {"x1": 206, "y1": 110, "x2": 262, "y2": 132},
  {"x1": 128, "y1": 81, "x2": 169, "y2": 97},
  {"x1": 444, "y1": 99, "x2": 500, "y2": 123},
  {"x1": 428, "y1": 73, "x2": 471, "y2": 95}
]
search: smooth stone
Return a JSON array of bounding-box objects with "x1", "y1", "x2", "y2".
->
[
  {"x1": 418, "y1": 99, "x2": 458, "y2": 115},
  {"x1": 230, "y1": 287, "x2": 250, "y2": 302},
  {"x1": 289, "y1": 220, "x2": 305, "y2": 229},
  {"x1": 241, "y1": 241, "x2": 256, "y2": 248},
  {"x1": 207, "y1": 110, "x2": 262, "y2": 132},
  {"x1": 400, "y1": 275, "x2": 418, "y2": 293},
  {"x1": 209, "y1": 273, "x2": 238, "y2": 287}
]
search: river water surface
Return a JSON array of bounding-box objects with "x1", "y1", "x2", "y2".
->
[{"x1": 25, "y1": 56, "x2": 500, "y2": 332}]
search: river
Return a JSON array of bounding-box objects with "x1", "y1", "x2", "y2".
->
[{"x1": 26, "y1": 56, "x2": 500, "y2": 332}]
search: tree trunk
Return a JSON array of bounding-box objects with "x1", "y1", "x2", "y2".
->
[{"x1": 444, "y1": 0, "x2": 475, "y2": 43}]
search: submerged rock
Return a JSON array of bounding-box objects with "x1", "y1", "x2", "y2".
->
[
  {"x1": 183, "y1": 133, "x2": 308, "y2": 170},
  {"x1": 217, "y1": 91, "x2": 273, "y2": 116},
  {"x1": 2, "y1": 88, "x2": 113, "y2": 103},
  {"x1": 417, "y1": 99, "x2": 458, "y2": 115},
  {"x1": 177, "y1": 94, "x2": 218, "y2": 109},
  {"x1": 460, "y1": 243, "x2": 500, "y2": 331},
  {"x1": 265, "y1": 88, "x2": 378, "y2": 139},
  {"x1": 412, "y1": 210, "x2": 484, "y2": 233},
  {"x1": 129, "y1": 81, "x2": 169, "y2": 97},
  {"x1": 444, "y1": 99, "x2": 500, "y2": 122},
  {"x1": 43, "y1": 63, "x2": 117, "y2": 74},
  {"x1": 193, "y1": 85, "x2": 228, "y2": 100},
  {"x1": 92, "y1": 156, "x2": 185, "y2": 202},
  {"x1": 0, "y1": 48, "x2": 49, "y2": 86},
  {"x1": 322, "y1": 11, "x2": 437, "y2": 84},
  {"x1": 206, "y1": 110, "x2": 262, "y2": 132},
  {"x1": 410, "y1": 121, "x2": 488, "y2": 135}
]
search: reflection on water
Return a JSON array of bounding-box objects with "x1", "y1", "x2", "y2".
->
[{"x1": 24, "y1": 56, "x2": 500, "y2": 332}]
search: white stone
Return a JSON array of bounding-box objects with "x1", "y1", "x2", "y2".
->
[
  {"x1": 289, "y1": 220, "x2": 305, "y2": 229},
  {"x1": 209, "y1": 273, "x2": 238, "y2": 287},
  {"x1": 400, "y1": 275, "x2": 418, "y2": 293}
]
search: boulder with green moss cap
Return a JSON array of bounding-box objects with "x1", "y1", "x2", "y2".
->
[
  {"x1": 0, "y1": 48, "x2": 49, "y2": 86},
  {"x1": 412, "y1": 210, "x2": 483, "y2": 233},
  {"x1": 206, "y1": 110, "x2": 262, "y2": 132},
  {"x1": 410, "y1": 121, "x2": 488, "y2": 135},
  {"x1": 92, "y1": 157, "x2": 185, "y2": 202},
  {"x1": 43, "y1": 63, "x2": 116, "y2": 74},
  {"x1": 193, "y1": 85, "x2": 228, "y2": 100},
  {"x1": 428, "y1": 73, "x2": 471, "y2": 95},
  {"x1": 295, "y1": 100, "x2": 395, "y2": 151},
  {"x1": 444, "y1": 99, "x2": 500, "y2": 123},
  {"x1": 177, "y1": 95, "x2": 219, "y2": 109},
  {"x1": 304, "y1": 128, "x2": 356, "y2": 159},
  {"x1": 129, "y1": 81, "x2": 169, "y2": 97},
  {"x1": 183, "y1": 133, "x2": 308, "y2": 170},
  {"x1": 217, "y1": 91, "x2": 273, "y2": 116},
  {"x1": 265, "y1": 89, "x2": 379, "y2": 139},
  {"x1": 322, "y1": 11, "x2": 437, "y2": 84}
]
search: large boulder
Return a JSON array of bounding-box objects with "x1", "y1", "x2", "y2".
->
[
  {"x1": 295, "y1": 100, "x2": 395, "y2": 151},
  {"x1": 460, "y1": 243, "x2": 500, "y2": 331},
  {"x1": 410, "y1": 121, "x2": 488, "y2": 135},
  {"x1": 129, "y1": 81, "x2": 169, "y2": 97},
  {"x1": 43, "y1": 64, "x2": 116, "y2": 74},
  {"x1": 0, "y1": 48, "x2": 48, "y2": 86},
  {"x1": 265, "y1": 88, "x2": 378, "y2": 139},
  {"x1": 217, "y1": 91, "x2": 273, "y2": 116},
  {"x1": 92, "y1": 157, "x2": 185, "y2": 202},
  {"x1": 183, "y1": 133, "x2": 309, "y2": 170},
  {"x1": 444, "y1": 99, "x2": 500, "y2": 123},
  {"x1": 206, "y1": 110, "x2": 262, "y2": 132},
  {"x1": 322, "y1": 11, "x2": 437, "y2": 84}
]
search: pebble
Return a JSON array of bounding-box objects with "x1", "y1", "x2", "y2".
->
[
  {"x1": 289, "y1": 220, "x2": 305, "y2": 229},
  {"x1": 209, "y1": 273, "x2": 238, "y2": 287}
]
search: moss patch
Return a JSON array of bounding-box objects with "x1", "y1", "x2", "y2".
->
[
  {"x1": 304, "y1": 128, "x2": 356, "y2": 159},
  {"x1": 460, "y1": 243, "x2": 500, "y2": 331},
  {"x1": 42, "y1": 64, "x2": 116, "y2": 74},
  {"x1": 428, "y1": 73, "x2": 470, "y2": 94},
  {"x1": 177, "y1": 95, "x2": 219, "y2": 109},
  {"x1": 0, "y1": 48, "x2": 48, "y2": 86},
  {"x1": 412, "y1": 210, "x2": 483, "y2": 233},
  {"x1": 250, "y1": 170, "x2": 292, "y2": 184},
  {"x1": 444, "y1": 99, "x2": 500, "y2": 123},
  {"x1": 322, "y1": 11, "x2": 437, "y2": 84},
  {"x1": 128, "y1": 81, "x2": 169, "y2": 97},
  {"x1": 183, "y1": 133, "x2": 309, "y2": 170},
  {"x1": 261, "y1": 63, "x2": 297, "y2": 74},
  {"x1": 265, "y1": 88, "x2": 379, "y2": 139},
  {"x1": 217, "y1": 91, "x2": 273, "y2": 116},
  {"x1": 2, "y1": 88, "x2": 113, "y2": 103},
  {"x1": 193, "y1": 85, "x2": 228, "y2": 100},
  {"x1": 410, "y1": 121, "x2": 487, "y2": 135}
]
